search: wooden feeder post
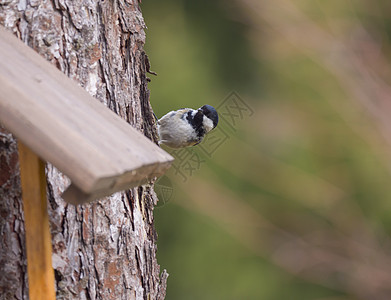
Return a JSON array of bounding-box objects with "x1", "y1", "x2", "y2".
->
[{"x1": 18, "y1": 142, "x2": 56, "y2": 300}]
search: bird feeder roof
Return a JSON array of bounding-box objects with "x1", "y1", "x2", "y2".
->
[{"x1": 0, "y1": 26, "x2": 173, "y2": 204}]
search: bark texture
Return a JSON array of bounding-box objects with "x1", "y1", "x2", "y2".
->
[{"x1": 0, "y1": 1, "x2": 167, "y2": 299}]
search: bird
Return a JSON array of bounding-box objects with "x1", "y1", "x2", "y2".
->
[{"x1": 157, "y1": 105, "x2": 219, "y2": 148}]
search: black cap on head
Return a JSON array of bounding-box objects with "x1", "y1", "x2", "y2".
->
[{"x1": 200, "y1": 105, "x2": 218, "y2": 128}]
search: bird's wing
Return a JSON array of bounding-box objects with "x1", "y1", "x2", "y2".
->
[{"x1": 158, "y1": 108, "x2": 192, "y2": 125}]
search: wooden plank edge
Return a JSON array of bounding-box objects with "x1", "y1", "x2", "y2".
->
[{"x1": 63, "y1": 160, "x2": 173, "y2": 205}]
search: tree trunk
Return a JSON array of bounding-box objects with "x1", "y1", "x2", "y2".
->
[{"x1": 0, "y1": 1, "x2": 167, "y2": 299}]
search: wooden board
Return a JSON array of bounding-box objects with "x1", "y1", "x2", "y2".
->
[
  {"x1": 0, "y1": 26, "x2": 173, "y2": 203},
  {"x1": 18, "y1": 142, "x2": 56, "y2": 299}
]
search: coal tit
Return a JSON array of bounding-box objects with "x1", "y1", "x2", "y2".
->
[{"x1": 157, "y1": 105, "x2": 219, "y2": 148}]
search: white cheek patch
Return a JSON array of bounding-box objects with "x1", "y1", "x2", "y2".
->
[{"x1": 203, "y1": 116, "x2": 214, "y2": 133}]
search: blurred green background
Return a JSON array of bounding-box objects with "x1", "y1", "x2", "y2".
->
[{"x1": 143, "y1": 0, "x2": 391, "y2": 299}]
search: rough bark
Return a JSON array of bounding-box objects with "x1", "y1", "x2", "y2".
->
[{"x1": 0, "y1": 1, "x2": 167, "y2": 299}]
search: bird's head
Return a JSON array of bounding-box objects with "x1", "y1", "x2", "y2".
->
[{"x1": 199, "y1": 105, "x2": 218, "y2": 133}]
